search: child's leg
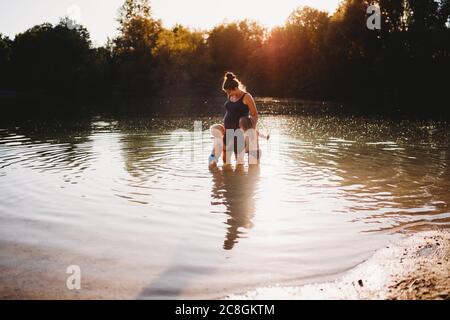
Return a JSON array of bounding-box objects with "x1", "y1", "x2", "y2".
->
[
  {"x1": 235, "y1": 130, "x2": 246, "y2": 165},
  {"x1": 209, "y1": 124, "x2": 225, "y2": 167},
  {"x1": 246, "y1": 129, "x2": 259, "y2": 165},
  {"x1": 257, "y1": 136, "x2": 262, "y2": 164},
  {"x1": 223, "y1": 129, "x2": 237, "y2": 165}
]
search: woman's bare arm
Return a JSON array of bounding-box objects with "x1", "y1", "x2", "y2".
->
[{"x1": 244, "y1": 93, "x2": 258, "y2": 128}]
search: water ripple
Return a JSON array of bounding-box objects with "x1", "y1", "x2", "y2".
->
[{"x1": 1, "y1": 115, "x2": 450, "y2": 298}]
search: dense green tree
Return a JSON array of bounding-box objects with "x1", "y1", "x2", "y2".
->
[
  {"x1": 10, "y1": 19, "x2": 92, "y2": 94},
  {"x1": 326, "y1": 1, "x2": 379, "y2": 101},
  {"x1": 207, "y1": 21, "x2": 265, "y2": 89},
  {"x1": 114, "y1": 0, "x2": 162, "y2": 95},
  {"x1": 152, "y1": 25, "x2": 213, "y2": 96},
  {"x1": 0, "y1": 34, "x2": 12, "y2": 88},
  {"x1": 1, "y1": 0, "x2": 449, "y2": 112},
  {"x1": 285, "y1": 7, "x2": 330, "y2": 97}
]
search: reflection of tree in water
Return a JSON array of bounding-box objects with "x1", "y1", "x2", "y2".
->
[
  {"x1": 210, "y1": 165, "x2": 260, "y2": 250},
  {"x1": 121, "y1": 133, "x2": 154, "y2": 178},
  {"x1": 119, "y1": 132, "x2": 169, "y2": 181},
  {"x1": 0, "y1": 119, "x2": 93, "y2": 177}
]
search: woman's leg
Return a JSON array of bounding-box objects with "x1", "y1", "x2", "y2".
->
[{"x1": 223, "y1": 132, "x2": 245, "y2": 165}]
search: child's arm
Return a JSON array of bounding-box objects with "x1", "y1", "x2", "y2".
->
[{"x1": 257, "y1": 130, "x2": 270, "y2": 140}]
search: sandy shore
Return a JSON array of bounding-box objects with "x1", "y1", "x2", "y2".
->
[
  {"x1": 1, "y1": 230, "x2": 449, "y2": 300},
  {"x1": 228, "y1": 230, "x2": 450, "y2": 300}
]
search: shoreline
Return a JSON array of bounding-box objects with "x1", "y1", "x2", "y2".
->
[
  {"x1": 227, "y1": 230, "x2": 450, "y2": 300},
  {"x1": 1, "y1": 230, "x2": 449, "y2": 300}
]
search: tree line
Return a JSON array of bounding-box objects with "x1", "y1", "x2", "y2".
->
[{"x1": 0, "y1": 0, "x2": 449, "y2": 111}]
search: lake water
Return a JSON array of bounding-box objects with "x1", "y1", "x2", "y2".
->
[{"x1": 1, "y1": 100, "x2": 450, "y2": 299}]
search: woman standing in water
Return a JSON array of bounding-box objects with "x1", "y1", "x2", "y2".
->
[{"x1": 209, "y1": 72, "x2": 259, "y2": 167}]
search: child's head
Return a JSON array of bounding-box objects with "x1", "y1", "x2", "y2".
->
[
  {"x1": 239, "y1": 117, "x2": 253, "y2": 132},
  {"x1": 210, "y1": 124, "x2": 225, "y2": 138}
]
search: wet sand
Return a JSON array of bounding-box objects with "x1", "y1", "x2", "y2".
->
[
  {"x1": 1, "y1": 230, "x2": 448, "y2": 300},
  {"x1": 228, "y1": 230, "x2": 450, "y2": 300},
  {"x1": 0, "y1": 241, "x2": 142, "y2": 299}
]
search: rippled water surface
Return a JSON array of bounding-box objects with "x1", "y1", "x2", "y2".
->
[{"x1": 1, "y1": 107, "x2": 450, "y2": 298}]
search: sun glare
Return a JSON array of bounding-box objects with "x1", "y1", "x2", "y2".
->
[{"x1": 152, "y1": 0, "x2": 341, "y2": 30}]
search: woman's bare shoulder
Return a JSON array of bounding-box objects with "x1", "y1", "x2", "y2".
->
[{"x1": 243, "y1": 92, "x2": 255, "y2": 102}]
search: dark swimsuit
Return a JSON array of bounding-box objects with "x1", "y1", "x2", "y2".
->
[
  {"x1": 224, "y1": 93, "x2": 249, "y2": 130},
  {"x1": 223, "y1": 93, "x2": 249, "y2": 155}
]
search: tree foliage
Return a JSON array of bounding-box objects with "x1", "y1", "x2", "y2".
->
[
  {"x1": 10, "y1": 19, "x2": 92, "y2": 94},
  {"x1": 0, "y1": 34, "x2": 12, "y2": 88},
  {"x1": 1, "y1": 0, "x2": 449, "y2": 111}
]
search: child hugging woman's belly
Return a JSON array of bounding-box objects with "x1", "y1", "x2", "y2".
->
[{"x1": 208, "y1": 72, "x2": 268, "y2": 168}]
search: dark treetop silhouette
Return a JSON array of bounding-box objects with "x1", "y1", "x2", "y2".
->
[{"x1": 0, "y1": 0, "x2": 449, "y2": 115}]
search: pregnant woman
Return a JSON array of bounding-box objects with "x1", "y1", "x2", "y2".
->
[{"x1": 209, "y1": 72, "x2": 259, "y2": 167}]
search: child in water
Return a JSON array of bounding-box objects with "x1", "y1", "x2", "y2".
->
[
  {"x1": 239, "y1": 116, "x2": 270, "y2": 141},
  {"x1": 208, "y1": 118, "x2": 269, "y2": 167},
  {"x1": 239, "y1": 116, "x2": 269, "y2": 164}
]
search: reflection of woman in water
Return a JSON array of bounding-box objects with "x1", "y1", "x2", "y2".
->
[
  {"x1": 210, "y1": 165, "x2": 260, "y2": 250},
  {"x1": 209, "y1": 72, "x2": 260, "y2": 167}
]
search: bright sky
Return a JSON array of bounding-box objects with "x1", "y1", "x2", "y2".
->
[{"x1": 0, "y1": 0, "x2": 341, "y2": 46}]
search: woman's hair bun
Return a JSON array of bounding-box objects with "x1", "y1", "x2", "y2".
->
[
  {"x1": 225, "y1": 72, "x2": 235, "y2": 80},
  {"x1": 223, "y1": 72, "x2": 243, "y2": 91}
]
